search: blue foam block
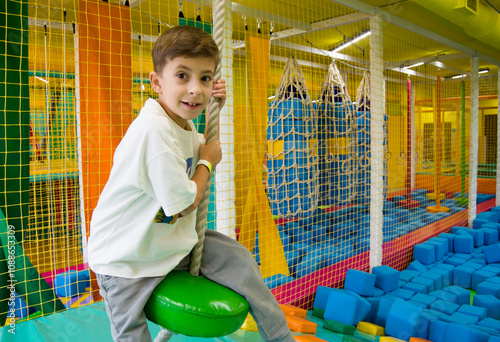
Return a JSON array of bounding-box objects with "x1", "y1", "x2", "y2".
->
[
  {"x1": 312, "y1": 285, "x2": 334, "y2": 312},
  {"x1": 411, "y1": 276, "x2": 434, "y2": 293},
  {"x1": 344, "y1": 268, "x2": 376, "y2": 296},
  {"x1": 458, "y1": 304, "x2": 487, "y2": 320},
  {"x1": 478, "y1": 212, "x2": 500, "y2": 223},
  {"x1": 429, "y1": 268, "x2": 452, "y2": 287},
  {"x1": 374, "y1": 295, "x2": 399, "y2": 327},
  {"x1": 445, "y1": 256, "x2": 467, "y2": 266},
  {"x1": 441, "y1": 311, "x2": 480, "y2": 325},
  {"x1": 473, "y1": 294, "x2": 500, "y2": 320},
  {"x1": 439, "y1": 233, "x2": 456, "y2": 251},
  {"x1": 470, "y1": 256, "x2": 487, "y2": 266},
  {"x1": 474, "y1": 218, "x2": 492, "y2": 229},
  {"x1": 428, "y1": 237, "x2": 449, "y2": 258},
  {"x1": 414, "y1": 243, "x2": 437, "y2": 265},
  {"x1": 486, "y1": 277, "x2": 500, "y2": 285},
  {"x1": 400, "y1": 269, "x2": 421, "y2": 282},
  {"x1": 484, "y1": 244, "x2": 500, "y2": 264},
  {"x1": 391, "y1": 288, "x2": 416, "y2": 300},
  {"x1": 429, "y1": 299, "x2": 460, "y2": 315},
  {"x1": 442, "y1": 285, "x2": 471, "y2": 305},
  {"x1": 53, "y1": 270, "x2": 90, "y2": 298},
  {"x1": 482, "y1": 222, "x2": 500, "y2": 237},
  {"x1": 421, "y1": 271, "x2": 443, "y2": 291},
  {"x1": 454, "y1": 234, "x2": 474, "y2": 253},
  {"x1": 457, "y1": 228, "x2": 484, "y2": 247},
  {"x1": 477, "y1": 281, "x2": 500, "y2": 298},
  {"x1": 463, "y1": 260, "x2": 485, "y2": 270},
  {"x1": 435, "y1": 263, "x2": 456, "y2": 272},
  {"x1": 403, "y1": 282, "x2": 428, "y2": 294},
  {"x1": 344, "y1": 290, "x2": 371, "y2": 325},
  {"x1": 372, "y1": 286, "x2": 384, "y2": 297},
  {"x1": 473, "y1": 270, "x2": 498, "y2": 290},
  {"x1": 372, "y1": 265, "x2": 400, "y2": 292},
  {"x1": 364, "y1": 296, "x2": 380, "y2": 323},
  {"x1": 452, "y1": 265, "x2": 475, "y2": 289},
  {"x1": 419, "y1": 310, "x2": 443, "y2": 339},
  {"x1": 429, "y1": 320, "x2": 449, "y2": 342},
  {"x1": 482, "y1": 265, "x2": 500, "y2": 275},
  {"x1": 455, "y1": 252, "x2": 473, "y2": 260},
  {"x1": 467, "y1": 229, "x2": 485, "y2": 247},
  {"x1": 429, "y1": 289, "x2": 458, "y2": 304},
  {"x1": 294, "y1": 254, "x2": 325, "y2": 278},
  {"x1": 407, "y1": 260, "x2": 429, "y2": 273},
  {"x1": 444, "y1": 323, "x2": 490, "y2": 342},
  {"x1": 407, "y1": 300, "x2": 428, "y2": 310},
  {"x1": 323, "y1": 290, "x2": 357, "y2": 325},
  {"x1": 477, "y1": 317, "x2": 500, "y2": 331},
  {"x1": 481, "y1": 228, "x2": 499, "y2": 245},
  {"x1": 385, "y1": 300, "x2": 423, "y2": 341},
  {"x1": 411, "y1": 293, "x2": 437, "y2": 307},
  {"x1": 452, "y1": 226, "x2": 467, "y2": 233},
  {"x1": 471, "y1": 325, "x2": 500, "y2": 336}
]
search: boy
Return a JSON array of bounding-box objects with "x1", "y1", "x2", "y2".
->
[{"x1": 88, "y1": 25, "x2": 294, "y2": 342}]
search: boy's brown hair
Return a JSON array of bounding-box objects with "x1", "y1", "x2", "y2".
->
[{"x1": 152, "y1": 25, "x2": 221, "y2": 74}]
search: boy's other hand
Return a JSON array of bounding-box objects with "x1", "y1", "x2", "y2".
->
[
  {"x1": 212, "y1": 79, "x2": 226, "y2": 109},
  {"x1": 199, "y1": 140, "x2": 222, "y2": 169}
]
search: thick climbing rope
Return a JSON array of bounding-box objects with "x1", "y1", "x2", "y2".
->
[
  {"x1": 154, "y1": 3, "x2": 226, "y2": 341},
  {"x1": 189, "y1": 0, "x2": 225, "y2": 276}
]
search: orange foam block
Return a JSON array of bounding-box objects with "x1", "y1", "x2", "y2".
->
[
  {"x1": 295, "y1": 336, "x2": 328, "y2": 342},
  {"x1": 409, "y1": 338, "x2": 432, "y2": 342},
  {"x1": 280, "y1": 304, "x2": 307, "y2": 318},
  {"x1": 285, "y1": 315, "x2": 317, "y2": 334}
]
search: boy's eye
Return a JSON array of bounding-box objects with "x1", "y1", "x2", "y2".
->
[
  {"x1": 177, "y1": 73, "x2": 188, "y2": 79},
  {"x1": 201, "y1": 76, "x2": 213, "y2": 82}
]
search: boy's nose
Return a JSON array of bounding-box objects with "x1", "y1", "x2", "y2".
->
[{"x1": 188, "y1": 81, "x2": 202, "y2": 95}]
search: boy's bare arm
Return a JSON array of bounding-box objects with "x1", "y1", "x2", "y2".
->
[{"x1": 180, "y1": 140, "x2": 222, "y2": 216}]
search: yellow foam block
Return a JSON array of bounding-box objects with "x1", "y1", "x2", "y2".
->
[
  {"x1": 379, "y1": 337, "x2": 406, "y2": 342},
  {"x1": 356, "y1": 321, "x2": 385, "y2": 336},
  {"x1": 280, "y1": 304, "x2": 307, "y2": 318},
  {"x1": 267, "y1": 140, "x2": 284, "y2": 160},
  {"x1": 285, "y1": 315, "x2": 317, "y2": 334},
  {"x1": 309, "y1": 138, "x2": 318, "y2": 156},
  {"x1": 426, "y1": 192, "x2": 446, "y2": 200},
  {"x1": 327, "y1": 137, "x2": 347, "y2": 155},
  {"x1": 426, "y1": 205, "x2": 450, "y2": 213},
  {"x1": 295, "y1": 336, "x2": 327, "y2": 342},
  {"x1": 240, "y1": 313, "x2": 259, "y2": 332}
]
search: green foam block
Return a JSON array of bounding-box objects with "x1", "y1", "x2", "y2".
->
[
  {"x1": 313, "y1": 307, "x2": 325, "y2": 318},
  {"x1": 324, "y1": 319, "x2": 355, "y2": 335}
]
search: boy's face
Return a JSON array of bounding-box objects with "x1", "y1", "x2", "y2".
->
[{"x1": 150, "y1": 56, "x2": 216, "y2": 128}]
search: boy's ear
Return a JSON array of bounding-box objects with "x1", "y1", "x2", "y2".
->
[{"x1": 149, "y1": 71, "x2": 161, "y2": 94}]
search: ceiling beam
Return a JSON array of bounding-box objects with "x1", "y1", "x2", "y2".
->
[{"x1": 231, "y1": 2, "x2": 310, "y2": 31}]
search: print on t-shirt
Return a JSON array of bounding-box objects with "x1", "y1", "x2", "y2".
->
[{"x1": 154, "y1": 157, "x2": 193, "y2": 224}]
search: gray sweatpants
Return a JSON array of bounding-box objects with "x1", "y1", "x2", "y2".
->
[{"x1": 96, "y1": 229, "x2": 294, "y2": 342}]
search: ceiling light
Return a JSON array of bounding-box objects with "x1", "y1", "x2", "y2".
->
[
  {"x1": 404, "y1": 62, "x2": 424, "y2": 69},
  {"x1": 331, "y1": 30, "x2": 371, "y2": 53},
  {"x1": 450, "y1": 68, "x2": 489, "y2": 79}
]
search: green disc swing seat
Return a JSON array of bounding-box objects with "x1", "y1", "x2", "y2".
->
[{"x1": 144, "y1": 270, "x2": 249, "y2": 337}]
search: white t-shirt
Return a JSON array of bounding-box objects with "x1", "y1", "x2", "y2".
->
[{"x1": 88, "y1": 98, "x2": 204, "y2": 278}]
